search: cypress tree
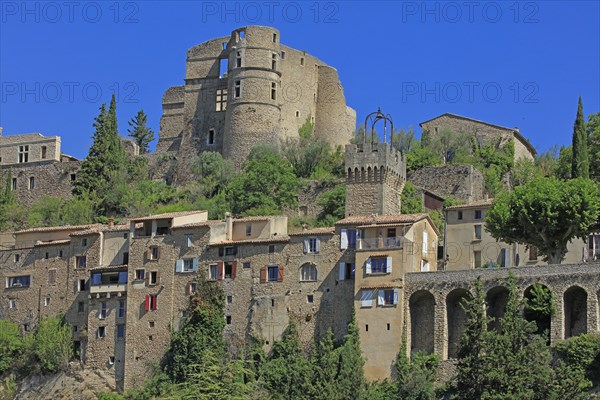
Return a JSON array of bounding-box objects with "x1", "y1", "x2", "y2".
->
[
  {"x1": 571, "y1": 97, "x2": 589, "y2": 179},
  {"x1": 336, "y1": 312, "x2": 366, "y2": 400},
  {"x1": 127, "y1": 109, "x2": 155, "y2": 154}
]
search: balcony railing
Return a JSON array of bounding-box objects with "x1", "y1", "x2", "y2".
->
[
  {"x1": 90, "y1": 283, "x2": 127, "y2": 294},
  {"x1": 357, "y1": 237, "x2": 403, "y2": 250}
]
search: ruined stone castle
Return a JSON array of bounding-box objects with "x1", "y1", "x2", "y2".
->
[{"x1": 1, "y1": 26, "x2": 599, "y2": 394}]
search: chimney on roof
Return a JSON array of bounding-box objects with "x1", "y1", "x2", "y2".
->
[
  {"x1": 225, "y1": 212, "x2": 233, "y2": 241},
  {"x1": 108, "y1": 218, "x2": 114, "y2": 228}
]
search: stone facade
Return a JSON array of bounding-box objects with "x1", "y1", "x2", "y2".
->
[
  {"x1": 408, "y1": 165, "x2": 485, "y2": 202},
  {"x1": 419, "y1": 113, "x2": 536, "y2": 162},
  {"x1": 156, "y1": 26, "x2": 356, "y2": 176},
  {"x1": 0, "y1": 131, "x2": 80, "y2": 206}
]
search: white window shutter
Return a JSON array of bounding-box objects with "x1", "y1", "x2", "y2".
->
[
  {"x1": 386, "y1": 256, "x2": 392, "y2": 273},
  {"x1": 340, "y1": 228, "x2": 348, "y2": 249},
  {"x1": 303, "y1": 239, "x2": 309, "y2": 253},
  {"x1": 361, "y1": 290, "x2": 373, "y2": 307},
  {"x1": 316, "y1": 238, "x2": 320, "y2": 253},
  {"x1": 175, "y1": 259, "x2": 183, "y2": 273},
  {"x1": 365, "y1": 258, "x2": 372, "y2": 274},
  {"x1": 338, "y1": 262, "x2": 345, "y2": 281},
  {"x1": 378, "y1": 290, "x2": 384, "y2": 306},
  {"x1": 192, "y1": 258, "x2": 199, "y2": 272},
  {"x1": 393, "y1": 288, "x2": 399, "y2": 304},
  {"x1": 423, "y1": 231, "x2": 428, "y2": 253}
]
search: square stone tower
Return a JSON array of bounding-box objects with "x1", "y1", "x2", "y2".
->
[{"x1": 344, "y1": 142, "x2": 406, "y2": 217}]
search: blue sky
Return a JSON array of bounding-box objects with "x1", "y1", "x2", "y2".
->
[{"x1": 1, "y1": 1, "x2": 598, "y2": 159}]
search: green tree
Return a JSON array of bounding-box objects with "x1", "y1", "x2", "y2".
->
[
  {"x1": 401, "y1": 182, "x2": 423, "y2": 214},
  {"x1": 555, "y1": 146, "x2": 573, "y2": 180},
  {"x1": 226, "y1": 145, "x2": 299, "y2": 216},
  {"x1": 73, "y1": 95, "x2": 129, "y2": 214},
  {"x1": 427, "y1": 128, "x2": 470, "y2": 164},
  {"x1": 513, "y1": 159, "x2": 542, "y2": 187},
  {"x1": 0, "y1": 320, "x2": 23, "y2": 374},
  {"x1": 536, "y1": 146, "x2": 559, "y2": 177},
  {"x1": 587, "y1": 112, "x2": 600, "y2": 180},
  {"x1": 572, "y1": 97, "x2": 589, "y2": 179},
  {"x1": 308, "y1": 329, "x2": 339, "y2": 399},
  {"x1": 262, "y1": 321, "x2": 312, "y2": 400},
  {"x1": 552, "y1": 333, "x2": 600, "y2": 387},
  {"x1": 192, "y1": 151, "x2": 235, "y2": 197},
  {"x1": 485, "y1": 177, "x2": 600, "y2": 264},
  {"x1": 524, "y1": 283, "x2": 556, "y2": 341},
  {"x1": 32, "y1": 315, "x2": 73, "y2": 373},
  {"x1": 396, "y1": 339, "x2": 439, "y2": 400},
  {"x1": 127, "y1": 109, "x2": 155, "y2": 154},
  {"x1": 317, "y1": 184, "x2": 345, "y2": 226},
  {"x1": 335, "y1": 313, "x2": 366, "y2": 400}
]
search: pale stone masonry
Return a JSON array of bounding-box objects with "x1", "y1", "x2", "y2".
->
[{"x1": 157, "y1": 25, "x2": 356, "y2": 175}]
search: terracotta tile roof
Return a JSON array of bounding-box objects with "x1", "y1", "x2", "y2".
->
[
  {"x1": 445, "y1": 199, "x2": 494, "y2": 210},
  {"x1": 208, "y1": 236, "x2": 290, "y2": 246},
  {"x1": 34, "y1": 239, "x2": 71, "y2": 246},
  {"x1": 172, "y1": 220, "x2": 223, "y2": 230},
  {"x1": 336, "y1": 214, "x2": 429, "y2": 226},
  {"x1": 233, "y1": 216, "x2": 278, "y2": 222},
  {"x1": 88, "y1": 264, "x2": 128, "y2": 271},
  {"x1": 15, "y1": 224, "x2": 98, "y2": 234},
  {"x1": 360, "y1": 283, "x2": 401, "y2": 290},
  {"x1": 70, "y1": 224, "x2": 131, "y2": 236},
  {"x1": 356, "y1": 223, "x2": 412, "y2": 229},
  {"x1": 129, "y1": 211, "x2": 207, "y2": 222},
  {"x1": 288, "y1": 227, "x2": 335, "y2": 236}
]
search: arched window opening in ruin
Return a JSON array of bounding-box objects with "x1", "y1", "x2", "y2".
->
[
  {"x1": 354, "y1": 168, "x2": 360, "y2": 182},
  {"x1": 299, "y1": 263, "x2": 317, "y2": 282},
  {"x1": 374, "y1": 166, "x2": 379, "y2": 182},
  {"x1": 524, "y1": 284, "x2": 554, "y2": 343},
  {"x1": 361, "y1": 168, "x2": 366, "y2": 181},
  {"x1": 409, "y1": 290, "x2": 435, "y2": 354},
  {"x1": 367, "y1": 167, "x2": 372, "y2": 182},
  {"x1": 486, "y1": 286, "x2": 509, "y2": 332},
  {"x1": 347, "y1": 168, "x2": 352, "y2": 180},
  {"x1": 564, "y1": 286, "x2": 587, "y2": 338},
  {"x1": 446, "y1": 288, "x2": 470, "y2": 359}
]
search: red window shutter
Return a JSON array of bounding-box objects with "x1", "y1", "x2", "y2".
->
[
  {"x1": 144, "y1": 295, "x2": 150, "y2": 311},
  {"x1": 218, "y1": 261, "x2": 224, "y2": 280},
  {"x1": 278, "y1": 266, "x2": 284, "y2": 282},
  {"x1": 151, "y1": 295, "x2": 158, "y2": 311},
  {"x1": 231, "y1": 261, "x2": 237, "y2": 280},
  {"x1": 260, "y1": 267, "x2": 267, "y2": 283}
]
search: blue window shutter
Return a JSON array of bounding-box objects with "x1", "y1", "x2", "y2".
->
[
  {"x1": 303, "y1": 239, "x2": 309, "y2": 253},
  {"x1": 192, "y1": 258, "x2": 199, "y2": 272},
  {"x1": 386, "y1": 256, "x2": 392, "y2": 273},
  {"x1": 175, "y1": 259, "x2": 183, "y2": 273},
  {"x1": 365, "y1": 258, "x2": 372, "y2": 274},
  {"x1": 338, "y1": 262, "x2": 345, "y2": 281}
]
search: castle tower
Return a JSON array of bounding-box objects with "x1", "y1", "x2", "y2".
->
[
  {"x1": 222, "y1": 26, "x2": 282, "y2": 166},
  {"x1": 345, "y1": 110, "x2": 406, "y2": 217}
]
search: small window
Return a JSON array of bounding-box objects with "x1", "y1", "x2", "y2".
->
[
  {"x1": 272, "y1": 53, "x2": 277, "y2": 70},
  {"x1": 148, "y1": 321, "x2": 155, "y2": 328},
  {"x1": 44, "y1": 252, "x2": 49, "y2": 260},
  {"x1": 9, "y1": 299, "x2": 16, "y2": 309},
  {"x1": 108, "y1": 356, "x2": 115, "y2": 364},
  {"x1": 149, "y1": 246, "x2": 160, "y2": 260},
  {"x1": 234, "y1": 80, "x2": 241, "y2": 98},
  {"x1": 123, "y1": 252, "x2": 129, "y2": 265},
  {"x1": 227, "y1": 295, "x2": 233, "y2": 304},
  {"x1": 300, "y1": 264, "x2": 317, "y2": 282},
  {"x1": 295, "y1": 110, "x2": 300, "y2": 117},
  {"x1": 236, "y1": 51, "x2": 242, "y2": 68},
  {"x1": 7, "y1": 275, "x2": 31, "y2": 288},
  {"x1": 473, "y1": 250, "x2": 482, "y2": 268},
  {"x1": 145, "y1": 294, "x2": 158, "y2": 311},
  {"x1": 529, "y1": 246, "x2": 538, "y2": 261},
  {"x1": 387, "y1": 323, "x2": 391, "y2": 331},
  {"x1": 474, "y1": 225, "x2": 482, "y2": 240},
  {"x1": 78, "y1": 279, "x2": 86, "y2": 292},
  {"x1": 268, "y1": 266, "x2": 279, "y2": 282},
  {"x1": 183, "y1": 259, "x2": 194, "y2": 272},
  {"x1": 99, "y1": 302, "x2": 107, "y2": 319},
  {"x1": 365, "y1": 324, "x2": 369, "y2": 332},
  {"x1": 344, "y1": 263, "x2": 355, "y2": 280},
  {"x1": 268, "y1": 245, "x2": 275, "y2": 254},
  {"x1": 41, "y1": 146, "x2": 47, "y2": 159},
  {"x1": 98, "y1": 326, "x2": 106, "y2": 338},
  {"x1": 11, "y1": 178, "x2": 17, "y2": 191},
  {"x1": 300, "y1": 57, "x2": 305, "y2": 66},
  {"x1": 117, "y1": 324, "x2": 125, "y2": 339},
  {"x1": 239, "y1": 30, "x2": 245, "y2": 40},
  {"x1": 219, "y1": 58, "x2": 228, "y2": 78},
  {"x1": 76, "y1": 256, "x2": 87, "y2": 268},
  {"x1": 209, "y1": 264, "x2": 218, "y2": 280},
  {"x1": 243, "y1": 262, "x2": 251, "y2": 269},
  {"x1": 44, "y1": 296, "x2": 50, "y2": 306},
  {"x1": 306, "y1": 238, "x2": 319, "y2": 253},
  {"x1": 149, "y1": 271, "x2": 158, "y2": 285},
  {"x1": 78, "y1": 301, "x2": 84, "y2": 313},
  {"x1": 246, "y1": 224, "x2": 252, "y2": 237},
  {"x1": 371, "y1": 257, "x2": 387, "y2": 273},
  {"x1": 474, "y1": 210, "x2": 483, "y2": 220},
  {"x1": 14, "y1": 254, "x2": 19, "y2": 262},
  {"x1": 70, "y1": 173, "x2": 76, "y2": 181},
  {"x1": 59, "y1": 249, "x2": 63, "y2": 258},
  {"x1": 216, "y1": 88, "x2": 228, "y2": 111},
  {"x1": 123, "y1": 233, "x2": 128, "y2": 239},
  {"x1": 48, "y1": 269, "x2": 56, "y2": 284},
  {"x1": 29, "y1": 176, "x2": 35, "y2": 190},
  {"x1": 208, "y1": 129, "x2": 215, "y2": 145},
  {"x1": 281, "y1": 51, "x2": 285, "y2": 59},
  {"x1": 225, "y1": 246, "x2": 236, "y2": 256},
  {"x1": 307, "y1": 294, "x2": 314, "y2": 303},
  {"x1": 226, "y1": 315, "x2": 232, "y2": 325},
  {"x1": 148, "y1": 335, "x2": 153, "y2": 341},
  {"x1": 272, "y1": 33, "x2": 277, "y2": 42},
  {"x1": 224, "y1": 262, "x2": 233, "y2": 278},
  {"x1": 457, "y1": 211, "x2": 463, "y2": 220},
  {"x1": 187, "y1": 282, "x2": 197, "y2": 295},
  {"x1": 135, "y1": 269, "x2": 145, "y2": 280},
  {"x1": 383, "y1": 289, "x2": 395, "y2": 305},
  {"x1": 18, "y1": 145, "x2": 29, "y2": 163},
  {"x1": 271, "y1": 82, "x2": 277, "y2": 100},
  {"x1": 118, "y1": 300, "x2": 125, "y2": 318},
  {"x1": 82, "y1": 238, "x2": 87, "y2": 247}
]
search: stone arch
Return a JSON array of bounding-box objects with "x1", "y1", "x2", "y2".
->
[
  {"x1": 409, "y1": 290, "x2": 435, "y2": 354},
  {"x1": 354, "y1": 168, "x2": 359, "y2": 182},
  {"x1": 374, "y1": 166, "x2": 379, "y2": 182},
  {"x1": 367, "y1": 166, "x2": 372, "y2": 182},
  {"x1": 361, "y1": 167, "x2": 366, "y2": 181},
  {"x1": 523, "y1": 284, "x2": 553, "y2": 339},
  {"x1": 564, "y1": 286, "x2": 587, "y2": 338},
  {"x1": 299, "y1": 263, "x2": 317, "y2": 282},
  {"x1": 446, "y1": 288, "x2": 470, "y2": 358},
  {"x1": 347, "y1": 168, "x2": 352, "y2": 180},
  {"x1": 486, "y1": 285, "x2": 509, "y2": 331}
]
